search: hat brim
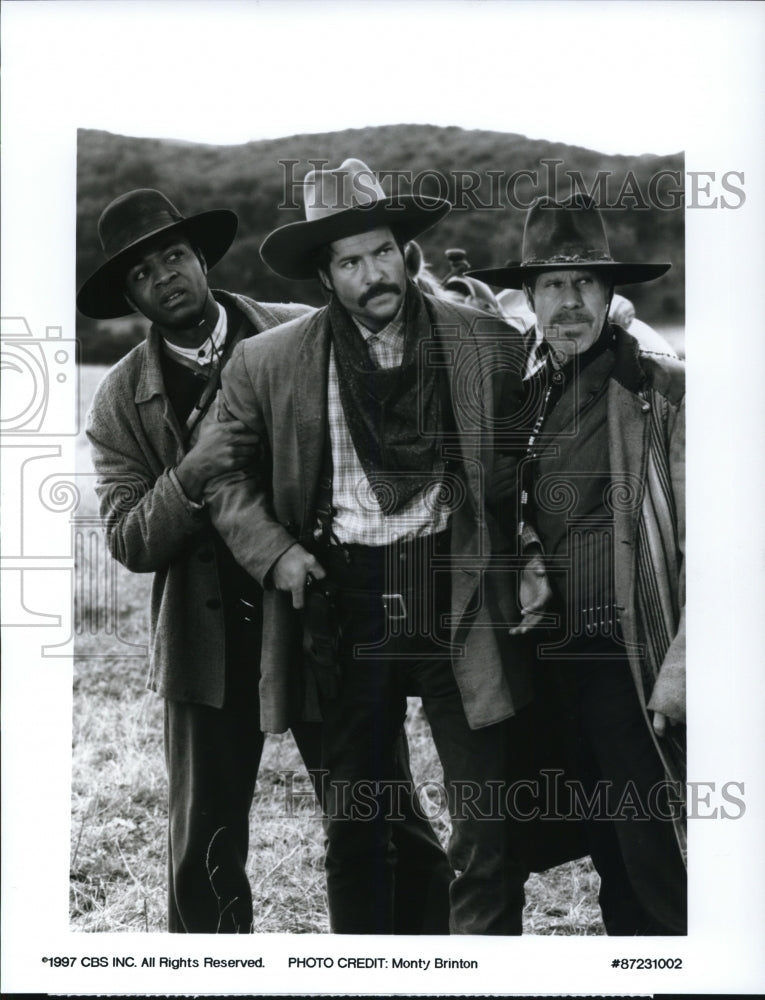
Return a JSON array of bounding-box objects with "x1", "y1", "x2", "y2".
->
[
  {"x1": 76, "y1": 209, "x2": 238, "y2": 319},
  {"x1": 467, "y1": 260, "x2": 671, "y2": 290},
  {"x1": 260, "y1": 196, "x2": 451, "y2": 281}
]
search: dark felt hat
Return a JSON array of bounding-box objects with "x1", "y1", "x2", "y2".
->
[
  {"x1": 76, "y1": 188, "x2": 238, "y2": 319},
  {"x1": 468, "y1": 195, "x2": 671, "y2": 290},
  {"x1": 259, "y1": 158, "x2": 451, "y2": 281}
]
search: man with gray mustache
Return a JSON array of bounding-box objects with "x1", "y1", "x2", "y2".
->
[{"x1": 471, "y1": 194, "x2": 687, "y2": 934}]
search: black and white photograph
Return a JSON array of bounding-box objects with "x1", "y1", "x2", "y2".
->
[{"x1": 2, "y1": 1, "x2": 764, "y2": 996}]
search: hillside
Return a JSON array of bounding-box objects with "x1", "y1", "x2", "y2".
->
[{"x1": 76, "y1": 125, "x2": 684, "y2": 362}]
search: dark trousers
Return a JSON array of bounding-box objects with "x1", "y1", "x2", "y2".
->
[
  {"x1": 314, "y1": 537, "x2": 532, "y2": 935},
  {"x1": 537, "y1": 648, "x2": 687, "y2": 935},
  {"x1": 164, "y1": 594, "x2": 451, "y2": 933}
]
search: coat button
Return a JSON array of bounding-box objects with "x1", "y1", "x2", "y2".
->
[
  {"x1": 641, "y1": 402, "x2": 651, "y2": 413},
  {"x1": 205, "y1": 598, "x2": 221, "y2": 610}
]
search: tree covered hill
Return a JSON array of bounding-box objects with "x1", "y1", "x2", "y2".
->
[{"x1": 77, "y1": 124, "x2": 683, "y2": 361}]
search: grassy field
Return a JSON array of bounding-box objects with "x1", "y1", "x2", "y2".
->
[{"x1": 71, "y1": 363, "x2": 605, "y2": 935}]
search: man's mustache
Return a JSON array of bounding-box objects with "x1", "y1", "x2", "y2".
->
[
  {"x1": 359, "y1": 282, "x2": 402, "y2": 307},
  {"x1": 551, "y1": 309, "x2": 594, "y2": 325}
]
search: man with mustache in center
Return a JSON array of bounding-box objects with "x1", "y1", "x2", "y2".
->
[
  {"x1": 205, "y1": 158, "x2": 553, "y2": 934},
  {"x1": 77, "y1": 186, "x2": 454, "y2": 934}
]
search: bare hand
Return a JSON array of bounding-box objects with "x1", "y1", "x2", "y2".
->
[
  {"x1": 652, "y1": 710, "x2": 679, "y2": 737},
  {"x1": 272, "y1": 544, "x2": 326, "y2": 609},
  {"x1": 508, "y1": 552, "x2": 553, "y2": 636},
  {"x1": 177, "y1": 418, "x2": 261, "y2": 499}
]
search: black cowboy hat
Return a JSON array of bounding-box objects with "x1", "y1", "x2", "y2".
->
[
  {"x1": 468, "y1": 195, "x2": 670, "y2": 290},
  {"x1": 259, "y1": 158, "x2": 451, "y2": 281},
  {"x1": 76, "y1": 188, "x2": 238, "y2": 319}
]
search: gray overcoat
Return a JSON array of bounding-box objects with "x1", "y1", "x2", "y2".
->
[
  {"x1": 606, "y1": 329, "x2": 686, "y2": 855},
  {"x1": 85, "y1": 292, "x2": 311, "y2": 707},
  {"x1": 205, "y1": 295, "x2": 536, "y2": 733}
]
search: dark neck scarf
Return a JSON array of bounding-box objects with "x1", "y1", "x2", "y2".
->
[
  {"x1": 558, "y1": 321, "x2": 616, "y2": 381},
  {"x1": 329, "y1": 280, "x2": 441, "y2": 514},
  {"x1": 532, "y1": 321, "x2": 616, "y2": 421}
]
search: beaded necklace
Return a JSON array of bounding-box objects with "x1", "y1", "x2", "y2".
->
[
  {"x1": 518, "y1": 383, "x2": 551, "y2": 538},
  {"x1": 517, "y1": 361, "x2": 568, "y2": 537}
]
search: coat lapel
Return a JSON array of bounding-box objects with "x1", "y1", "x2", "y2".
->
[
  {"x1": 607, "y1": 329, "x2": 651, "y2": 608},
  {"x1": 427, "y1": 297, "x2": 486, "y2": 515},
  {"x1": 425, "y1": 298, "x2": 494, "y2": 628},
  {"x1": 293, "y1": 310, "x2": 331, "y2": 533}
]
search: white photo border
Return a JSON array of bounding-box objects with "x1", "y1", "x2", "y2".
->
[{"x1": 2, "y1": 0, "x2": 764, "y2": 995}]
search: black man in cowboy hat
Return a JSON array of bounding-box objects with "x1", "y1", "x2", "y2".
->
[
  {"x1": 78, "y1": 187, "x2": 453, "y2": 934},
  {"x1": 470, "y1": 194, "x2": 687, "y2": 934},
  {"x1": 204, "y1": 158, "x2": 556, "y2": 935}
]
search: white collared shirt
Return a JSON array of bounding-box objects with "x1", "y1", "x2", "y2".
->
[{"x1": 163, "y1": 302, "x2": 227, "y2": 367}]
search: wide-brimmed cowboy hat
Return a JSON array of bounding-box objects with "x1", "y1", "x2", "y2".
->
[
  {"x1": 259, "y1": 158, "x2": 451, "y2": 281},
  {"x1": 467, "y1": 195, "x2": 670, "y2": 290},
  {"x1": 77, "y1": 188, "x2": 238, "y2": 319}
]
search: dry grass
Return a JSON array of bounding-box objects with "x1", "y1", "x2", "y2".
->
[{"x1": 71, "y1": 365, "x2": 603, "y2": 935}]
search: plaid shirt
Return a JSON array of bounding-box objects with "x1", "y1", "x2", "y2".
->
[{"x1": 323, "y1": 310, "x2": 449, "y2": 545}]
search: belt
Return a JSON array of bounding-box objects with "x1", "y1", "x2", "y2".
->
[
  {"x1": 317, "y1": 531, "x2": 449, "y2": 577},
  {"x1": 314, "y1": 531, "x2": 450, "y2": 625}
]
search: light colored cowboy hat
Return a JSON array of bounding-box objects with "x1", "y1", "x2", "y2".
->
[
  {"x1": 77, "y1": 188, "x2": 238, "y2": 319},
  {"x1": 468, "y1": 194, "x2": 671, "y2": 290},
  {"x1": 259, "y1": 158, "x2": 451, "y2": 281}
]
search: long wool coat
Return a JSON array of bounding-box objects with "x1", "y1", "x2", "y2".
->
[
  {"x1": 205, "y1": 295, "x2": 537, "y2": 734},
  {"x1": 85, "y1": 292, "x2": 311, "y2": 708}
]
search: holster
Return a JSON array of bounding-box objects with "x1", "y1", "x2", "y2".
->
[{"x1": 302, "y1": 575, "x2": 343, "y2": 702}]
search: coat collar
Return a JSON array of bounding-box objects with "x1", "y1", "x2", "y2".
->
[
  {"x1": 608, "y1": 324, "x2": 649, "y2": 396},
  {"x1": 530, "y1": 322, "x2": 648, "y2": 403}
]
